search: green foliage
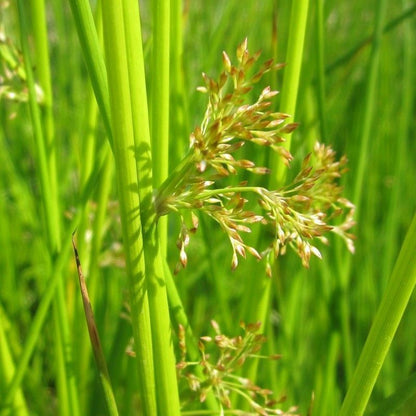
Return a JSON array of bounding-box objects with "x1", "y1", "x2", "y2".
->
[{"x1": 0, "y1": 1, "x2": 415, "y2": 415}]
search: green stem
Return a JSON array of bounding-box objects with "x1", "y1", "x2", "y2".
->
[
  {"x1": 77, "y1": 149, "x2": 113, "y2": 411},
  {"x1": 101, "y1": 2, "x2": 157, "y2": 415},
  {"x1": 237, "y1": 1, "x2": 310, "y2": 407},
  {"x1": 17, "y1": 3, "x2": 80, "y2": 415},
  {"x1": 29, "y1": 0, "x2": 58, "y2": 209},
  {"x1": 72, "y1": 236, "x2": 119, "y2": 416},
  {"x1": 325, "y1": 4, "x2": 416, "y2": 75},
  {"x1": 338, "y1": 212, "x2": 416, "y2": 416},
  {"x1": 270, "y1": 0, "x2": 310, "y2": 188},
  {"x1": 0, "y1": 308, "x2": 28, "y2": 416},
  {"x1": 380, "y1": 0, "x2": 414, "y2": 285},
  {"x1": 67, "y1": 0, "x2": 113, "y2": 145},
  {"x1": 0, "y1": 138, "x2": 108, "y2": 415},
  {"x1": 0, "y1": 218, "x2": 75, "y2": 414},
  {"x1": 151, "y1": 0, "x2": 170, "y2": 256},
  {"x1": 352, "y1": 0, "x2": 387, "y2": 212},
  {"x1": 164, "y1": 261, "x2": 220, "y2": 412},
  {"x1": 170, "y1": 0, "x2": 189, "y2": 165},
  {"x1": 315, "y1": 0, "x2": 327, "y2": 142},
  {"x1": 120, "y1": 1, "x2": 181, "y2": 413},
  {"x1": 336, "y1": 0, "x2": 388, "y2": 383}
]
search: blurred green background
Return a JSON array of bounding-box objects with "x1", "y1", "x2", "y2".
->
[{"x1": 1, "y1": 0, "x2": 415, "y2": 415}]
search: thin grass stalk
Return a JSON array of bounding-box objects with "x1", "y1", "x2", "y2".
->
[
  {"x1": 121, "y1": 0, "x2": 181, "y2": 413},
  {"x1": 0, "y1": 222, "x2": 74, "y2": 415},
  {"x1": 72, "y1": 236, "x2": 119, "y2": 416},
  {"x1": 336, "y1": 0, "x2": 388, "y2": 383},
  {"x1": 0, "y1": 145, "x2": 108, "y2": 414},
  {"x1": 270, "y1": 0, "x2": 310, "y2": 188},
  {"x1": 170, "y1": 0, "x2": 188, "y2": 164},
  {"x1": 15, "y1": 3, "x2": 80, "y2": 415},
  {"x1": 0, "y1": 132, "x2": 37, "y2": 230},
  {"x1": 338, "y1": 212, "x2": 416, "y2": 416},
  {"x1": 241, "y1": 0, "x2": 311, "y2": 323},
  {"x1": 101, "y1": 2, "x2": 157, "y2": 414},
  {"x1": 381, "y1": 0, "x2": 414, "y2": 286},
  {"x1": 0, "y1": 168, "x2": 16, "y2": 313},
  {"x1": 0, "y1": 311, "x2": 28, "y2": 416},
  {"x1": 396, "y1": 1, "x2": 416, "y2": 375},
  {"x1": 325, "y1": 4, "x2": 416, "y2": 75},
  {"x1": 314, "y1": 332, "x2": 340, "y2": 414},
  {"x1": 53, "y1": 309, "x2": 71, "y2": 416},
  {"x1": 67, "y1": 0, "x2": 113, "y2": 145},
  {"x1": 77, "y1": 150, "x2": 113, "y2": 412},
  {"x1": 199, "y1": 217, "x2": 233, "y2": 333},
  {"x1": 237, "y1": 1, "x2": 310, "y2": 399},
  {"x1": 164, "y1": 262, "x2": 220, "y2": 412},
  {"x1": 74, "y1": 4, "x2": 106, "y2": 406},
  {"x1": 28, "y1": 0, "x2": 59, "y2": 216},
  {"x1": 315, "y1": 0, "x2": 327, "y2": 142},
  {"x1": 352, "y1": 0, "x2": 387, "y2": 211},
  {"x1": 366, "y1": 372, "x2": 416, "y2": 416},
  {"x1": 151, "y1": 0, "x2": 170, "y2": 257},
  {"x1": 73, "y1": 87, "x2": 101, "y2": 412}
]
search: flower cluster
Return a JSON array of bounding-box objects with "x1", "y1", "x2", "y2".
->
[
  {"x1": 155, "y1": 39, "x2": 355, "y2": 272},
  {"x1": 177, "y1": 321, "x2": 298, "y2": 415}
]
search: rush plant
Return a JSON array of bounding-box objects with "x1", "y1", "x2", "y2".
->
[{"x1": 1, "y1": 1, "x2": 415, "y2": 416}]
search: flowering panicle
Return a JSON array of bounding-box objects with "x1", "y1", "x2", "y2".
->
[
  {"x1": 155, "y1": 39, "x2": 355, "y2": 272},
  {"x1": 177, "y1": 321, "x2": 298, "y2": 415}
]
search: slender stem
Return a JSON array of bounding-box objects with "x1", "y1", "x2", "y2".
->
[
  {"x1": 72, "y1": 236, "x2": 119, "y2": 416},
  {"x1": 0, "y1": 148, "x2": 108, "y2": 414},
  {"x1": 0, "y1": 218, "x2": 76, "y2": 414},
  {"x1": 151, "y1": 0, "x2": 170, "y2": 256},
  {"x1": 29, "y1": 0, "x2": 58, "y2": 211},
  {"x1": 336, "y1": 0, "x2": 388, "y2": 383},
  {"x1": 164, "y1": 261, "x2": 220, "y2": 412},
  {"x1": 352, "y1": 1, "x2": 387, "y2": 212},
  {"x1": 380, "y1": 0, "x2": 414, "y2": 285},
  {"x1": 67, "y1": 0, "x2": 113, "y2": 145},
  {"x1": 16, "y1": 3, "x2": 80, "y2": 416},
  {"x1": 237, "y1": 1, "x2": 310, "y2": 402},
  {"x1": 77, "y1": 151, "x2": 113, "y2": 411},
  {"x1": 315, "y1": 0, "x2": 327, "y2": 142},
  {"x1": 0, "y1": 308, "x2": 28, "y2": 416},
  {"x1": 338, "y1": 213, "x2": 416, "y2": 416},
  {"x1": 170, "y1": 0, "x2": 188, "y2": 165},
  {"x1": 325, "y1": 4, "x2": 416, "y2": 75},
  {"x1": 270, "y1": 0, "x2": 310, "y2": 188}
]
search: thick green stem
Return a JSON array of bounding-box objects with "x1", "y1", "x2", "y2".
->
[
  {"x1": 339, "y1": 213, "x2": 416, "y2": 416},
  {"x1": 121, "y1": 0, "x2": 181, "y2": 412},
  {"x1": 101, "y1": 2, "x2": 157, "y2": 415}
]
